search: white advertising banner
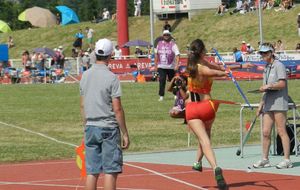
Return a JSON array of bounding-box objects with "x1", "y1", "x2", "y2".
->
[{"x1": 160, "y1": 0, "x2": 190, "y2": 12}]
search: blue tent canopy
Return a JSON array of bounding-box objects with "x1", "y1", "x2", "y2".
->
[
  {"x1": 0, "y1": 44, "x2": 9, "y2": 61},
  {"x1": 56, "y1": 5, "x2": 80, "y2": 25}
]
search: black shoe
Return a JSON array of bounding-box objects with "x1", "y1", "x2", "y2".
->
[
  {"x1": 192, "y1": 161, "x2": 202, "y2": 172},
  {"x1": 214, "y1": 167, "x2": 228, "y2": 190}
]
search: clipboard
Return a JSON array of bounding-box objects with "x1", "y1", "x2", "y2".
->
[{"x1": 247, "y1": 89, "x2": 261, "y2": 93}]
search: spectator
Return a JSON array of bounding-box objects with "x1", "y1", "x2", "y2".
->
[
  {"x1": 266, "y1": 0, "x2": 275, "y2": 9},
  {"x1": 55, "y1": 46, "x2": 65, "y2": 69},
  {"x1": 85, "y1": 27, "x2": 94, "y2": 50},
  {"x1": 58, "y1": 45, "x2": 64, "y2": 54},
  {"x1": 56, "y1": 13, "x2": 61, "y2": 25},
  {"x1": 102, "y1": 8, "x2": 110, "y2": 20},
  {"x1": 295, "y1": 43, "x2": 300, "y2": 52},
  {"x1": 134, "y1": 0, "x2": 142, "y2": 17},
  {"x1": 240, "y1": 41, "x2": 248, "y2": 53},
  {"x1": 134, "y1": 46, "x2": 144, "y2": 57},
  {"x1": 275, "y1": 0, "x2": 293, "y2": 11},
  {"x1": 246, "y1": 43, "x2": 255, "y2": 54},
  {"x1": 163, "y1": 20, "x2": 171, "y2": 32},
  {"x1": 7, "y1": 36, "x2": 14, "y2": 48},
  {"x1": 248, "y1": 0, "x2": 257, "y2": 11},
  {"x1": 31, "y1": 52, "x2": 39, "y2": 68},
  {"x1": 21, "y1": 51, "x2": 32, "y2": 84},
  {"x1": 275, "y1": 40, "x2": 284, "y2": 53},
  {"x1": 111, "y1": 12, "x2": 117, "y2": 21},
  {"x1": 155, "y1": 30, "x2": 180, "y2": 101},
  {"x1": 216, "y1": 1, "x2": 229, "y2": 16},
  {"x1": 230, "y1": 0, "x2": 243, "y2": 15},
  {"x1": 22, "y1": 50, "x2": 32, "y2": 71},
  {"x1": 167, "y1": 74, "x2": 188, "y2": 119},
  {"x1": 34, "y1": 53, "x2": 45, "y2": 70},
  {"x1": 80, "y1": 38, "x2": 130, "y2": 190},
  {"x1": 257, "y1": 41, "x2": 261, "y2": 49},
  {"x1": 240, "y1": 0, "x2": 250, "y2": 13},
  {"x1": 253, "y1": 42, "x2": 292, "y2": 169},
  {"x1": 81, "y1": 52, "x2": 90, "y2": 72},
  {"x1": 233, "y1": 47, "x2": 244, "y2": 62},
  {"x1": 92, "y1": 8, "x2": 110, "y2": 23},
  {"x1": 71, "y1": 48, "x2": 78, "y2": 58},
  {"x1": 113, "y1": 45, "x2": 122, "y2": 60},
  {"x1": 146, "y1": 45, "x2": 154, "y2": 58},
  {"x1": 73, "y1": 29, "x2": 84, "y2": 51}
]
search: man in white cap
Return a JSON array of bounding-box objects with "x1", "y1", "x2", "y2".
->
[
  {"x1": 80, "y1": 38, "x2": 130, "y2": 190},
  {"x1": 155, "y1": 30, "x2": 180, "y2": 101}
]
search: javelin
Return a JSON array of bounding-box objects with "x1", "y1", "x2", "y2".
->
[{"x1": 212, "y1": 48, "x2": 252, "y2": 109}]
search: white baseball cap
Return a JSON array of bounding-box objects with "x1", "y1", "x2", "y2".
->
[
  {"x1": 163, "y1": 30, "x2": 171, "y2": 35},
  {"x1": 95, "y1": 38, "x2": 113, "y2": 56},
  {"x1": 259, "y1": 45, "x2": 274, "y2": 53}
]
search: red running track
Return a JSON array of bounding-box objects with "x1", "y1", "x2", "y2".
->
[{"x1": 0, "y1": 160, "x2": 299, "y2": 190}]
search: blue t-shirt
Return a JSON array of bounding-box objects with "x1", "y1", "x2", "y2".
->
[
  {"x1": 76, "y1": 32, "x2": 84, "y2": 39},
  {"x1": 234, "y1": 51, "x2": 243, "y2": 62}
]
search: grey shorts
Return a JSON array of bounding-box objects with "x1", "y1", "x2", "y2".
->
[{"x1": 84, "y1": 126, "x2": 123, "y2": 174}]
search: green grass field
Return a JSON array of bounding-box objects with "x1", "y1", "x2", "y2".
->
[{"x1": 0, "y1": 80, "x2": 299, "y2": 163}]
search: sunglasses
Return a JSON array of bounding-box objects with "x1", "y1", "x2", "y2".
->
[
  {"x1": 259, "y1": 51, "x2": 272, "y2": 55},
  {"x1": 260, "y1": 51, "x2": 269, "y2": 54},
  {"x1": 163, "y1": 34, "x2": 170, "y2": 36}
]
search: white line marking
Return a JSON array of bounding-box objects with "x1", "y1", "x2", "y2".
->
[
  {"x1": 119, "y1": 170, "x2": 198, "y2": 178},
  {"x1": 125, "y1": 163, "x2": 208, "y2": 190},
  {"x1": 0, "y1": 121, "x2": 77, "y2": 147},
  {"x1": 0, "y1": 181, "x2": 153, "y2": 190}
]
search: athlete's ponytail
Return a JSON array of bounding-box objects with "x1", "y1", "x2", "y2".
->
[{"x1": 187, "y1": 39, "x2": 206, "y2": 78}]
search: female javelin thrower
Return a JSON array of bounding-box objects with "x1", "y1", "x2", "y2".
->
[{"x1": 185, "y1": 39, "x2": 253, "y2": 190}]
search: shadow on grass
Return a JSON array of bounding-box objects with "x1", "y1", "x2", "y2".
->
[{"x1": 171, "y1": 18, "x2": 182, "y2": 32}]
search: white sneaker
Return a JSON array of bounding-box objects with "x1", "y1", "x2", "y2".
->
[
  {"x1": 158, "y1": 96, "x2": 163, "y2": 101},
  {"x1": 276, "y1": 159, "x2": 293, "y2": 169},
  {"x1": 253, "y1": 159, "x2": 271, "y2": 168}
]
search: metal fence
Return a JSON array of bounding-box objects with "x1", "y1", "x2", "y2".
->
[{"x1": 9, "y1": 57, "x2": 80, "y2": 75}]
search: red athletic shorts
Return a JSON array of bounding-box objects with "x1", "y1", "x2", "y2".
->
[{"x1": 185, "y1": 100, "x2": 219, "y2": 122}]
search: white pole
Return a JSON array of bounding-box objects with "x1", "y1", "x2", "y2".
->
[
  {"x1": 150, "y1": 0, "x2": 154, "y2": 46},
  {"x1": 258, "y1": 0, "x2": 263, "y2": 44}
]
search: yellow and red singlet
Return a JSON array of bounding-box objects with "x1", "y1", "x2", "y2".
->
[
  {"x1": 186, "y1": 64, "x2": 219, "y2": 123},
  {"x1": 187, "y1": 64, "x2": 213, "y2": 94}
]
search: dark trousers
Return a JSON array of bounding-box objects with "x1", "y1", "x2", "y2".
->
[{"x1": 158, "y1": 68, "x2": 175, "y2": 96}]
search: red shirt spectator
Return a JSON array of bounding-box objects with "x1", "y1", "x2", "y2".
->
[{"x1": 240, "y1": 41, "x2": 248, "y2": 53}]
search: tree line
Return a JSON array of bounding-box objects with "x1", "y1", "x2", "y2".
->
[{"x1": 0, "y1": 0, "x2": 150, "y2": 30}]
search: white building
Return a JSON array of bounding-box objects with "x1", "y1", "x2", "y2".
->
[{"x1": 153, "y1": 0, "x2": 221, "y2": 19}]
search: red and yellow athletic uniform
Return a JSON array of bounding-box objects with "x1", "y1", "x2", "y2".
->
[{"x1": 185, "y1": 64, "x2": 219, "y2": 123}]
